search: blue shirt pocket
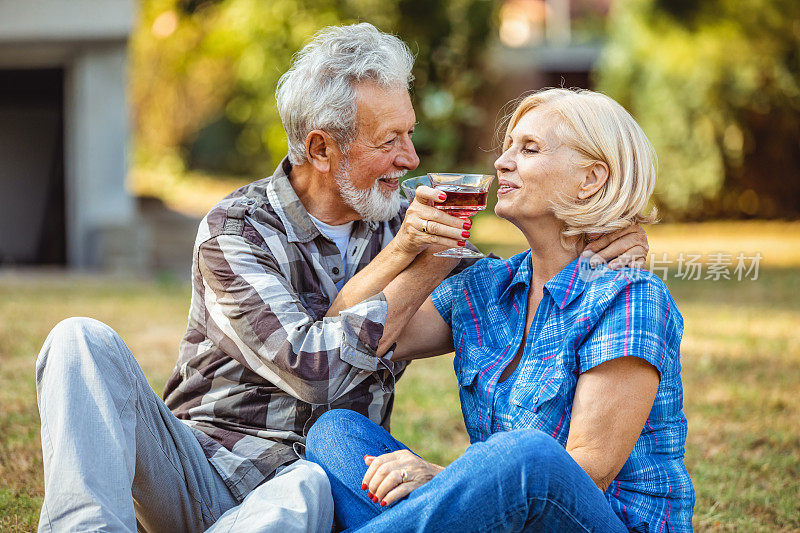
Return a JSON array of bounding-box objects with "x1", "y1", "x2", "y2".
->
[{"x1": 508, "y1": 365, "x2": 570, "y2": 438}]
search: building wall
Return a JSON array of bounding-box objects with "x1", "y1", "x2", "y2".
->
[
  {"x1": 65, "y1": 45, "x2": 136, "y2": 268},
  {"x1": 0, "y1": 0, "x2": 138, "y2": 270}
]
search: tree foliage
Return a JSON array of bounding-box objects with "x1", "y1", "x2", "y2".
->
[
  {"x1": 131, "y1": 0, "x2": 498, "y2": 177},
  {"x1": 596, "y1": 0, "x2": 800, "y2": 219}
]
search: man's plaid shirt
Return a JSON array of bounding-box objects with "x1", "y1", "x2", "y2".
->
[{"x1": 163, "y1": 158, "x2": 410, "y2": 501}]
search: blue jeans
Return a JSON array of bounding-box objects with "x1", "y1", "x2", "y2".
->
[{"x1": 306, "y1": 409, "x2": 628, "y2": 533}]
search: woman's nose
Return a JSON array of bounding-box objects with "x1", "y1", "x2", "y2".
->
[{"x1": 494, "y1": 149, "x2": 515, "y2": 173}]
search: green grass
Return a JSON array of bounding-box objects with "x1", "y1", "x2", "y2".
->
[{"x1": 2, "y1": 221, "x2": 799, "y2": 531}]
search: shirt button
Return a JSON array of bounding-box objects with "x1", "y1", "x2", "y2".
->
[{"x1": 332, "y1": 267, "x2": 340, "y2": 275}]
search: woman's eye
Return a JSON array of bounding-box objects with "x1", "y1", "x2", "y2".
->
[{"x1": 522, "y1": 147, "x2": 539, "y2": 154}]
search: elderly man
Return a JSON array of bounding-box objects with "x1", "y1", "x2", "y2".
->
[{"x1": 35, "y1": 23, "x2": 648, "y2": 532}]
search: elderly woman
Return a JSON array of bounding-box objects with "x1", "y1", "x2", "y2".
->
[{"x1": 306, "y1": 88, "x2": 694, "y2": 532}]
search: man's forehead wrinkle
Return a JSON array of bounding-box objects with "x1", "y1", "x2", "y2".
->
[{"x1": 353, "y1": 99, "x2": 415, "y2": 142}]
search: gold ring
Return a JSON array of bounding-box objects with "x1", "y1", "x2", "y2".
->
[
  {"x1": 400, "y1": 469, "x2": 408, "y2": 483},
  {"x1": 421, "y1": 220, "x2": 429, "y2": 233}
]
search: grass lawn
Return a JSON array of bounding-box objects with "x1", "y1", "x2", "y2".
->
[{"x1": 1, "y1": 220, "x2": 799, "y2": 531}]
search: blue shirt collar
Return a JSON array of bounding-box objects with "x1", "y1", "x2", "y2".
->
[
  {"x1": 500, "y1": 252, "x2": 588, "y2": 310},
  {"x1": 544, "y1": 257, "x2": 588, "y2": 310},
  {"x1": 498, "y1": 251, "x2": 533, "y2": 301}
]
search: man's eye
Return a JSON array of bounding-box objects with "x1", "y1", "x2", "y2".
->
[
  {"x1": 522, "y1": 147, "x2": 539, "y2": 154},
  {"x1": 384, "y1": 138, "x2": 396, "y2": 146}
]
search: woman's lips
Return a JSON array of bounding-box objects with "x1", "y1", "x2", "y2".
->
[{"x1": 497, "y1": 180, "x2": 518, "y2": 196}]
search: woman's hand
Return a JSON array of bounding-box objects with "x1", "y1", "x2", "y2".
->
[
  {"x1": 394, "y1": 186, "x2": 470, "y2": 258},
  {"x1": 361, "y1": 449, "x2": 444, "y2": 507}
]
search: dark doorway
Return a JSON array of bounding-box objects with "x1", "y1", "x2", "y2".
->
[{"x1": 0, "y1": 68, "x2": 66, "y2": 265}]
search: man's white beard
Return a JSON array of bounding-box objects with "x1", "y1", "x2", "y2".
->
[{"x1": 334, "y1": 159, "x2": 404, "y2": 223}]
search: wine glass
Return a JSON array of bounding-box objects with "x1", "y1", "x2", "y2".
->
[
  {"x1": 430, "y1": 173, "x2": 495, "y2": 258},
  {"x1": 399, "y1": 174, "x2": 431, "y2": 204},
  {"x1": 400, "y1": 173, "x2": 494, "y2": 258}
]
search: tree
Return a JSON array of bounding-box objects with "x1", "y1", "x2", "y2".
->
[{"x1": 596, "y1": 0, "x2": 800, "y2": 219}]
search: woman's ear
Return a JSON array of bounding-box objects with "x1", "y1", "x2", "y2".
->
[
  {"x1": 305, "y1": 130, "x2": 333, "y2": 173},
  {"x1": 577, "y1": 161, "x2": 609, "y2": 200}
]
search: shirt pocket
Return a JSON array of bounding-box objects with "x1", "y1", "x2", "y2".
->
[{"x1": 508, "y1": 365, "x2": 570, "y2": 435}]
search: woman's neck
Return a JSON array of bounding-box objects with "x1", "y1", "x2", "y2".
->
[{"x1": 518, "y1": 216, "x2": 581, "y2": 286}]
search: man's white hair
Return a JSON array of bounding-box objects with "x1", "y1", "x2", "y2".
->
[
  {"x1": 334, "y1": 162, "x2": 405, "y2": 223},
  {"x1": 276, "y1": 23, "x2": 415, "y2": 165}
]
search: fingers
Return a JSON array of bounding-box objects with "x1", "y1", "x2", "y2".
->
[
  {"x1": 361, "y1": 452, "x2": 399, "y2": 502},
  {"x1": 608, "y1": 249, "x2": 648, "y2": 270},
  {"x1": 362, "y1": 453, "x2": 382, "y2": 494},
  {"x1": 586, "y1": 228, "x2": 648, "y2": 265},
  {"x1": 398, "y1": 198, "x2": 471, "y2": 255},
  {"x1": 364, "y1": 450, "x2": 406, "y2": 496},
  {"x1": 361, "y1": 450, "x2": 422, "y2": 506},
  {"x1": 381, "y1": 480, "x2": 417, "y2": 506},
  {"x1": 584, "y1": 225, "x2": 638, "y2": 254},
  {"x1": 419, "y1": 218, "x2": 471, "y2": 242},
  {"x1": 413, "y1": 185, "x2": 445, "y2": 205},
  {"x1": 409, "y1": 203, "x2": 469, "y2": 233},
  {"x1": 374, "y1": 469, "x2": 405, "y2": 504},
  {"x1": 618, "y1": 253, "x2": 646, "y2": 269}
]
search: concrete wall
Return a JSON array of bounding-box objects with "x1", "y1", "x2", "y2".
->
[
  {"x1": 0, "y1": 0, "x2": 137, "y2": 269},
  {"x1": 65, "y1": 45, "x2": 135, "y2": 268},
  {"x1": 0, "y1": 1, "x2": 133, "y2": 43}
]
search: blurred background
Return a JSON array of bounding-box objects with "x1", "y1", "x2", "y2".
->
[
  {"x1": 1, "y1": 0, "x2": 799, "y2": 531},
  {"x1": 1, "y1": 0, "x2": 799, "y2": 272}
]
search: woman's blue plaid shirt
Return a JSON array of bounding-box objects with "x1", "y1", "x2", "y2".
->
[{"x1": 432, "y1": 251, "x2": 695, "y2": 533}]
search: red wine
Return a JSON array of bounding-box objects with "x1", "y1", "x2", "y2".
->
[{"x1": 435, "y1": 184, "x2": 488, "y2": 218}]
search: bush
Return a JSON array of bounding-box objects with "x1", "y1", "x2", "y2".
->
[{"x1": 596, "y1": 0, "x2": 800, "y2": 219}]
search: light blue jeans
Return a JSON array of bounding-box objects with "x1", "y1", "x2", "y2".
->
[
  {"x1": 35, "y1": 317, "x2": 333, "y2": 533},
  {"x1": 306, "y1": 409, "x2": 628, "y2": 533}
]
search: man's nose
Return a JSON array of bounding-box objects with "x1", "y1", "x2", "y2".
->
[{"x1": 395, "y1": 136, "x2": 420, "y2": 171}]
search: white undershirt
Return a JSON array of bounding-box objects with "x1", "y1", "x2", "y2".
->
[{"x1": 308, "y1": 214, "x2": 354, "y2": 289}]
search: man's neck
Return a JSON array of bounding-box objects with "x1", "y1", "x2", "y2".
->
[{"x1": 289, "y1": 162, "x2": 361, "y2": 226}]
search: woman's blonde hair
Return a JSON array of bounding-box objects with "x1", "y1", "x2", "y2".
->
[{"x1": 502, "y1": 88, "x2": 658, "y2": 241}]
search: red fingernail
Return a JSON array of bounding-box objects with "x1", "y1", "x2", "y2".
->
[
  {"x1": 462, "y1": 231, "x2": 470, "y2": 238},
  {"x1": 364, "y1": 455, "x2": 373, "y2": 460},
  {"x1": 439, "y1": 193, "x2": 447, "y2": 201},
  {"x1": 361, "y1": 483, "x2": 368, "y2": 490},
  {"x1": 380, "y1": 500, "x2": 387, "y2": 507},
  {"x1": 368, "y1": 492, "x2": 374, "y2": 499},
  {"x1": 373, "y1": 496, "x2": 379, "y2": 503},
  {"x1": 463, "y1": 221, "x2": 471, "y2": 229},
  {"x1": 457, "y1": 240, "x2": 465, "y2": 247}
]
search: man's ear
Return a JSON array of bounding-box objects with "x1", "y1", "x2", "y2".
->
[
  {"x1": 577, "y1": 161, "x2": 609, "y2": 200},
  {"x1": 305, "y1": 130, "x2": 334, "y2": 173}
]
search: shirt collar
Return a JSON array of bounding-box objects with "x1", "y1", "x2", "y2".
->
[
  {"x1": 265, "y1": 156, "x2": 378, "y2": 243},
  {"x1": 499, "y1": 252, "x2": 588, "y2": 310},
  {"x1": 544, "y1": 257, "x2": 588, "y2": 310},
  {"x1": 499, "y1": 251, "x2": 533, "y2": 301}
]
